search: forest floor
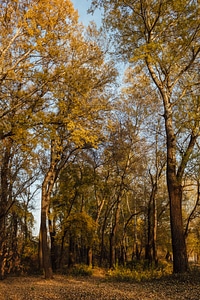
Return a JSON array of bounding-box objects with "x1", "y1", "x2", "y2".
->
[{"x1": 0, "y1": 268, "x2": 200, "y2": 300}]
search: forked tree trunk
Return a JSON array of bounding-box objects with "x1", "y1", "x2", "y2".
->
[
  {"x1": 39, "y1": 168, "x2": 55, "y2": 279},
  {"x1": 39, "y1": 139, "x2": 66, "y2": 278},
  {"x1": 164, "y1": 97, "x2": 197, "y2": 273},
  {"x1": 40, "y1": 223, "x2": 53, "y2": 279},
  {"x1": 146, "y1": 61, "x2": 191, "y2": 273},
  {"x1": 165, "y1": 108, "x2": 189, "y2": 273}
]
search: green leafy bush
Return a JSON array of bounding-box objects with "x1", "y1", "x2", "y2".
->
[
  {"x1": 63, "y1": 264, "x2": 93, "y2": 277},
  {"x1": 107, "y1": 261, "x2": 173, "y2": 282}
]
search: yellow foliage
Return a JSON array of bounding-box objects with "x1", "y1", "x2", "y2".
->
[{"x1": 0, "y1": 0, "x2": 117, "y2": 198}]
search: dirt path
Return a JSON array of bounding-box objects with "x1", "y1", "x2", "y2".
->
[{"x1": 0, "y1": 273, "x2": 199, "y2": 300}]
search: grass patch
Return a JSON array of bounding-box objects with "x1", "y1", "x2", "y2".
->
[{"x1": 106, "y1": 260, "x2": 173, "y2": 282}]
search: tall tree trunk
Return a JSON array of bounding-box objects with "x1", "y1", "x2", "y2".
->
[
  {"x1": 132, "y1": 202, "x2": 140, "y2": 260},
  {"x1": 99, "y1": 208, "x2": 109, "y2": 267},
  {"x1": 109, "y1": 230, "x2": 116, "y2": 269},
  {"x1": 168, "y1": 180, "x2": 188, "y2": 272},
  {"x1": 146, "y1": 61, "x2": 192, "y2": 273},
  {"x1": 0, "y1": 138, "x2": 12, "y2": 279},
  {"x1": 0, "y1": 218, "x2": 6, "y2": 280},
  {"x1": 145, "y1": 200, "x2": 152, "y2": 264},
  {"x1": 109, "y1": 200, "x2": 120, "y2": 269},
  {"x1": 49, "y1": 217, "x2": 56, "y2": 272},
  {"x1": 152, "y1": 193, "x2": 158, "y2": 266},
  {"x1": 39, "y1": 141, "x2": 77, "y2": 276},
  {"x1": 10, "y1": 212, "x2": 19, "y2": 274},
  {"x1": 165, "y1": 104, "x2": 197, "y2": 273},
  {"x1": 145, "y1": 181, "x2": 158, "y2": 266},
  {"x1": 40, "y1": 182, "x2": 53, "y2": 279},
  {"x1": 87, "y1": 246, "x2": 93, "y2": 267},
  {"x1": 165, "y1": 98, "x2": 189, "y2": 273},
  {"x1": 39, "y1": 139, "x2": 65, "y2": 278},
  {"x1": 68, "y1": 235, "x2": 75, "y2": 268},
  {"x1": 58, "y1": 230, "x2": 67, "y2": 269},
  {"x1": 39, "y1": 163, "x2": 56, "y2": 279}
]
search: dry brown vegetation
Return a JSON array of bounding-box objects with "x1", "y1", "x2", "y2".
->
[{"x1": 0, "y1": 269, "x2": 200, "y2": 300}]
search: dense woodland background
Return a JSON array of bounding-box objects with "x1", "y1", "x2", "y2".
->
[{"x1": 0, "y1": 0, "x2": 199, "y2": 280}]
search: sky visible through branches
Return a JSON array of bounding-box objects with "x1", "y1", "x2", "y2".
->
[
  {"x1": 32, "y1": 1, "x2": 102, "y2": 236},
  {"x1": 72, "y1": 0, "x2": 102, "y2": 26}
]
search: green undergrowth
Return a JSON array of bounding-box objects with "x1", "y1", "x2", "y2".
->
[
  {"x1": 60, "y1": 261, "x2": 200, "y2": 283},
  {"x1": 62, "y1": 264, "x2": 93, "y2": 277},
  {"x1": 106, "y1": 260, "x2": 173, "y2": 282}
]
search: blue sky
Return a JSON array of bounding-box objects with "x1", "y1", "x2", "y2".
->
[{"x1": 72, "y1": 0, "x2": 102, "y2": 26}]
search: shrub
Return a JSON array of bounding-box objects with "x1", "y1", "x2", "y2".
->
[
  {"x1": 107, "y1": 261, "x2": 173, "y2": 282},
  {"x1": 62, "y1": 264, "x2": 93, "y2": 277}
]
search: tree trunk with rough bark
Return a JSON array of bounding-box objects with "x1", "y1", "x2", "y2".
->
[
  {"x1": 168, "y1": 180, "x2": 188, "y2": 273},
  {"x1": 146, "y1": 61, "x2": 192, "y2": 273},
  {"x1": 87, "y1": 247, "x2": 93, "y2": 267},
  {"x1": 0, "y1": 138, "x2": 12, "y2": 279},
  {"x1": 39, "y1": 141, "x2": 58, "y2": 279},
  {"x1": 109, "y1": 200, "x2": 120, "y2": 269},
  {"x1": 40, "y1": 173, "x2": 54, "y2": 279},
  {"x1": 164, "y1": 98, "x2": 189, "y2": 273}
]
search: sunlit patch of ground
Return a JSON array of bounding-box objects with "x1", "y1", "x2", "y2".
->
[{"x1": 0, "y1": 272, "x2": 200, "y2": 300}]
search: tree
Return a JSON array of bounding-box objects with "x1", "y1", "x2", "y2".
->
[
  {"x1": 0, "y1": 0, "x2": 117, "y2": 278},
  {"x1": 95, "y1": 106, "x2": 149, "y2": 267},
  {"x1": 92, "y1": 0, "x2": 200, "y2": 273},
  {"x1": 0, "y1": 131, "x2": 39, "y2": 278},
  {"x1": 30, "y1": 1, "x2": 117, "y2": 278}
]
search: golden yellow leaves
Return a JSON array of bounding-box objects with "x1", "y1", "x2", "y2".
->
[
  {"x1": 70, "y1": 127, "x2": 99, "y2": 148},
  {"x1": 24, "y1": 0, "x2": 78, "y2": 31},
  {"x1": 0, "y1": 0, "x2": 116, "y2": 159}
]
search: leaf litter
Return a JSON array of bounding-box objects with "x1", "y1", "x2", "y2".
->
[{"x1": 0, "y1": 272, "x2": 200, "y2": 300}]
